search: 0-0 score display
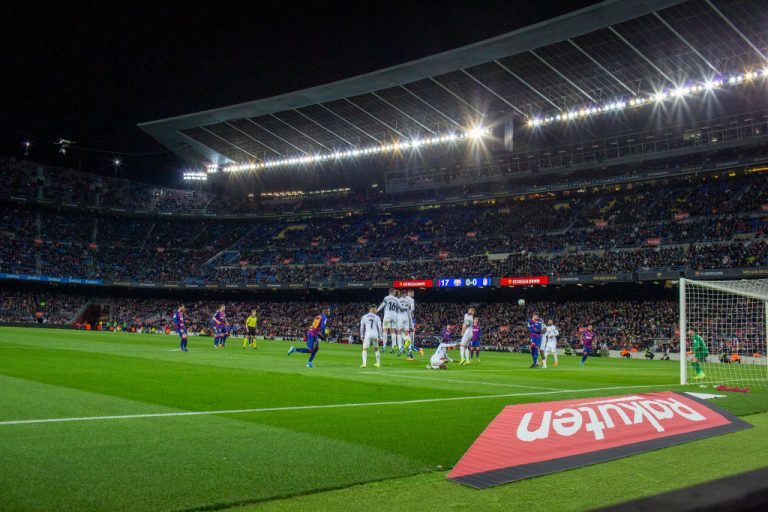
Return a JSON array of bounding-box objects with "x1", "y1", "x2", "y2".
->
[{"x1": 437, "y1": 277, "x2": 491, "y2": 288}]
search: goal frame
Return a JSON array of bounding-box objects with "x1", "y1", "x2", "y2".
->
[{"x1": 679, "y1": 277, "x2": 768, "y2": 385}]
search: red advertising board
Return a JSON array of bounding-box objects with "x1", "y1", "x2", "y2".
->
[
  {"x1": 448, "y1": 392, "x2": 751, "y2": 488},
  {"x1": 647, "y1": 237, "x2": 662, "y2": 246},
  {"x1": 393, "y1": 280, "x2": 433, "y2": 288},
  {"x1": 674, "y1": 212, "x2": 690, "y2": 221},
  {"x1": 500, "y1": 276, "x2": 549, "y2": 286}
]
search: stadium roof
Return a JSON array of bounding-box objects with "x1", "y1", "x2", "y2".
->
[{"x1": 139, "y1": 0, "x2": 768, "y2": 170}]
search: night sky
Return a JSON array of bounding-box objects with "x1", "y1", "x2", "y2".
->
[{"x1": 2, "y1": 1, "x2": 599, "y2": 185}]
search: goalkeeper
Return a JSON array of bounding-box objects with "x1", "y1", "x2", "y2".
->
[{"x1": 688, "y1": 329, "x2": 708, "y2": 380}]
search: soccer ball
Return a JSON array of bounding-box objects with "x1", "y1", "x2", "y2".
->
[{"x1": 518, "y1": 299, "x2": 525, "y2": 306}]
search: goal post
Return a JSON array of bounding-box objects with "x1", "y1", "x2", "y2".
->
[{"x1": 679, "y1": 278, "x2": 768, "y2": 388}]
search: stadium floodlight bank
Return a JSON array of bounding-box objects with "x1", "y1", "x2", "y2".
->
[{"x1": 679, "y1": 278, "x2": 768, "y2": 388}]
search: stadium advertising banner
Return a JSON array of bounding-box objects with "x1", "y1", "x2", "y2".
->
[
  {"x1": 448, "y1": 392, "x2": 751, "y2": 489},
  {"x1": 636, "y1": 270, "x2": 681, "y2": 281},
  {"x1": 0, "y1": 272, "x2": 103, "y2": 286},
  {"x1": 393, "y1": 280, "x2": 434, "y2": 288},
  {"x1": 499, "y1": 276, "x2": 549, "y2": 286},
  {"x1": 552, "y1": 273, "x2": 633, "y2": 284},
  {"x1": 686, "y1": 268, "x2": 768, "y2": 279}
]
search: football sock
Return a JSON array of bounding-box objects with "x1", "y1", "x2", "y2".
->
[
  {"x1": 375, "y1": 350, "x2": 380, "y2": 364},
  {"x1": 692, "y1": 361, "x2": 701, "y2": 375},
  {"x1": 362, "y1": 350, "x2": 367, "y2": 366},
  {"x1": 308, "y1": 348, "x2": 318, "y2": 363},
  {"x1": 581, "y1": 354, "x2": 588, "y2": 364},
  {"x1": 295, "y1": 348, "x2": 310, "y2": 354}
]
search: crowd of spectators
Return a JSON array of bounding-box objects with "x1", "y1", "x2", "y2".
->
[{"x1": 0, "y1": 291, "x2": 680, "y2": 351}]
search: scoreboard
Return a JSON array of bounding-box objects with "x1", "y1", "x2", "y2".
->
[{"x1": 437, "y1": 277, "x2": 492, "y2": 288}]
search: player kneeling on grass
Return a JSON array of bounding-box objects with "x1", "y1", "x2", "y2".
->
[
  {"x1": 541, "y1": 319, "x2": 559, "y2": 368},
  {"x1": 427, "y1": 342, "x2": 457, "y2": 369},
  {"x1": 360, "y1": 305, "x2": 382, "y2": 368},
  {"x1": 173, "y1": 305, "x2": 188, "y2": 352},
  {"x1": 688, "y1": 329, "x2": 708, "y2": 380}
]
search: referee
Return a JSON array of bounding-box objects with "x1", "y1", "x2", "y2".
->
[{"x1": 245, "y1": 310, "x2": 258, "y2": 349}]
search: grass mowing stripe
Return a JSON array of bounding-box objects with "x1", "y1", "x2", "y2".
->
[
  {"x1": 0, "y1": 384, "x2": 675, "y2": 426},
  {"x1": 360, "y1": 372, "x2": 564, "y2": 390}
]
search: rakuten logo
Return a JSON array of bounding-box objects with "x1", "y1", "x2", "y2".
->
[
  {"x1": 448, "y1": 392, "x2": 750, "y2": 489},
  {"x1": 517, "y1": 396, "x2": 706, "y2": 441}
]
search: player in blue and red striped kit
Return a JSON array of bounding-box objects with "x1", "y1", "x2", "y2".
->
[
  {"x1": 172, "y1": 305, "x2": 188, "y2": 352},
  {"x1": 470, "y1": 318, "x2": 482, "y2": 360},
  {"x1": 287, "y1": 307, "x2": 329, "y2": 368},
  {"x1": 581, "y1": 325, "x2": 595, "y2": 366},
  {"x1": 527, "y1": 313, "x2": 543, "y2": 368},
  {"x1": 211, "y1": 305, "x2": 228, "y2": 348}
]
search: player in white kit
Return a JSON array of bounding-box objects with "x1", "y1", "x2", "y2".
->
[
  {"x1": 541, "y1": 319, "x2": 559, "y2": 368},
  {"x1": 396, "y1": 294, "x2": 411, "y2": 356},
  {"x1": 427, "y1": 341, "x2": 457, "y2": 369},
  {"x1": 404, "y1": 289, "x2": 422, "y2": 359},
  {"x1": 377, "y1": 288, "x2": 400, "y2": 353},
  {"x1": 360, "y1": 305, "x2": 383, "y2": 368},
  {"x1": 459, "y1": 307, "x2": 475, "y2": 366}
]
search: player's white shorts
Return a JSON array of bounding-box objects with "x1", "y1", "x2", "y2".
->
[
  {"x1": 362, "y1": 335, "x2": 380, "y2": 350},
  {"x1": 383, "y1": 316, "x2": 397, "y2": 329},
  {"x1": 460, "y1": 330, "x2": 473, "y2": 346},
  {"x1": 397, "y1": 314, "x2": 410, "y2": 331},
  {"x1": 543, "y1": 339, "x2": 557, "y2": 353},
  {"x1": 428, "y1": 355, "x2": 445, "y2": 368}
]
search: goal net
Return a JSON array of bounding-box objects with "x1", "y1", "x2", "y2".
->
[{"x1": 679, "y1": 278, "x2": 768, "y2": 388}]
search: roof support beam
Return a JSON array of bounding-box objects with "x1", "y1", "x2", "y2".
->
[
  {"x1": 428, "y1": 76, "x2": 486, "y2": 119},
  {"x1": 608, "y1": 26, "x2": 675, "y2": 84},
  {"x1": 317, "y1": 103, "x2": 380, "y2": 143},
  {"x1": 200, "y1": 126, "x2": 264, "y2": 160},
  {"x1": 398, "y1": 85, "x2": 463, "y2": 128},
  {"x1": 493, "y1": 59, "x2": 562, "y2": 111},
  {"x1": 652, "y1": 12, "x2": 719, "y2": 74},
  {"x1": 291, "y1": 108, "x2": 358, "y2": 147},
  {"x1": 223, "y1": 122, "x2": 284, "y2": 156},
  {"x1": 244, "y1": 118, "x2": 308, "y2": 155},
  {"x1": 343, "y1": 98, "x2": 407, "y2": 138},
  {"x1": 566, "y1": 40, "x2": 637, "y2": 95},
  {"x1": 459, "y1": 69, "x2": 526, "y2": 116},
  {"x1": 704, "y1": 0, "x2": 766, "y2": 60},
  {"x1": 268, "y1": 113, "x2": 333, "y2": 151},
  {"x1": 529, "y1": 50, "x2": 597, "y2": 102},
  {"x1": 370, "y1": 91, "x2": 435, "y2": 134}
]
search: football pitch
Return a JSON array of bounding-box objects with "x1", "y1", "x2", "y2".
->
[{"x1": 0, "y1": 328, "x2": 766, "y2": 511}]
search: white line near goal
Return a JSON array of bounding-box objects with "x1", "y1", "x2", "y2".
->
[{"x1": 0, "y1": 384, "x2": 672, "y2": 427}]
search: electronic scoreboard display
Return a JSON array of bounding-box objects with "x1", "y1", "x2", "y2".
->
[{"x1": 436, "y1": 277, "x2": 492, "y2": 288}]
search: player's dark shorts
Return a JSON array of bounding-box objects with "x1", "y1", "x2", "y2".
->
[
  {"x1": 471, "y1": 340, "x2": 480, "y2": 348},
  {"x1": 305, "y1": 332, "x2": 318, "y2": 350},
  {"x1": 530, "y1": 337, "x2": 542, "y2": 348},
  {"x1": 247, "y1": 327, "x2": 256, "y2": 336},
  {"x1": 583, "y1": 346, "x2": 592, "y2": 355}
]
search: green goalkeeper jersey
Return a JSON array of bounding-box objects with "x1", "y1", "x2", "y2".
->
[{"x1": 691, "y1": 333, "x2": 708, "y2": 358}]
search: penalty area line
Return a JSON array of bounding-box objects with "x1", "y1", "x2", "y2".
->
[{"x1": 0, "y1": 384, "x2": 674, "y2": 427}]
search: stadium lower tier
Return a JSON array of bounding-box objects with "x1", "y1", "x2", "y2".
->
[{"x1": 0, "y1": 289, "x2": 698, "y2": 353}]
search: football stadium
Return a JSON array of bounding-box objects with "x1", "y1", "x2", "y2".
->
[{"x1": 2, "y1": 0, "x2": 768, "y2": 510}]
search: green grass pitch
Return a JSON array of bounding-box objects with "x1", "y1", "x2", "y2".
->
[{"x1": 0, "y1": 327, "x2": 766, "y2": 511}]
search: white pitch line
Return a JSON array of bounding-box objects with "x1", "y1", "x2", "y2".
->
[
  {"x1": 0, "y1": 384, "x2": 673, "y2": 427},
  {"x1": 361, "y1": 372, "x2": 561, "y2": 391}
]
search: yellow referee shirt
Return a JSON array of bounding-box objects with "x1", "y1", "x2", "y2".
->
[{"x1": 246, "y1": 316, "x2": 257, "y2": 328}]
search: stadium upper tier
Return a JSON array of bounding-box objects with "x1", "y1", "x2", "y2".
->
[
  {"x1": 138, "y1": 0, "x2": 768, "y2": 185},
  {"x1": 1, "y1": 154, "x2": 765, "y2": 285}
]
